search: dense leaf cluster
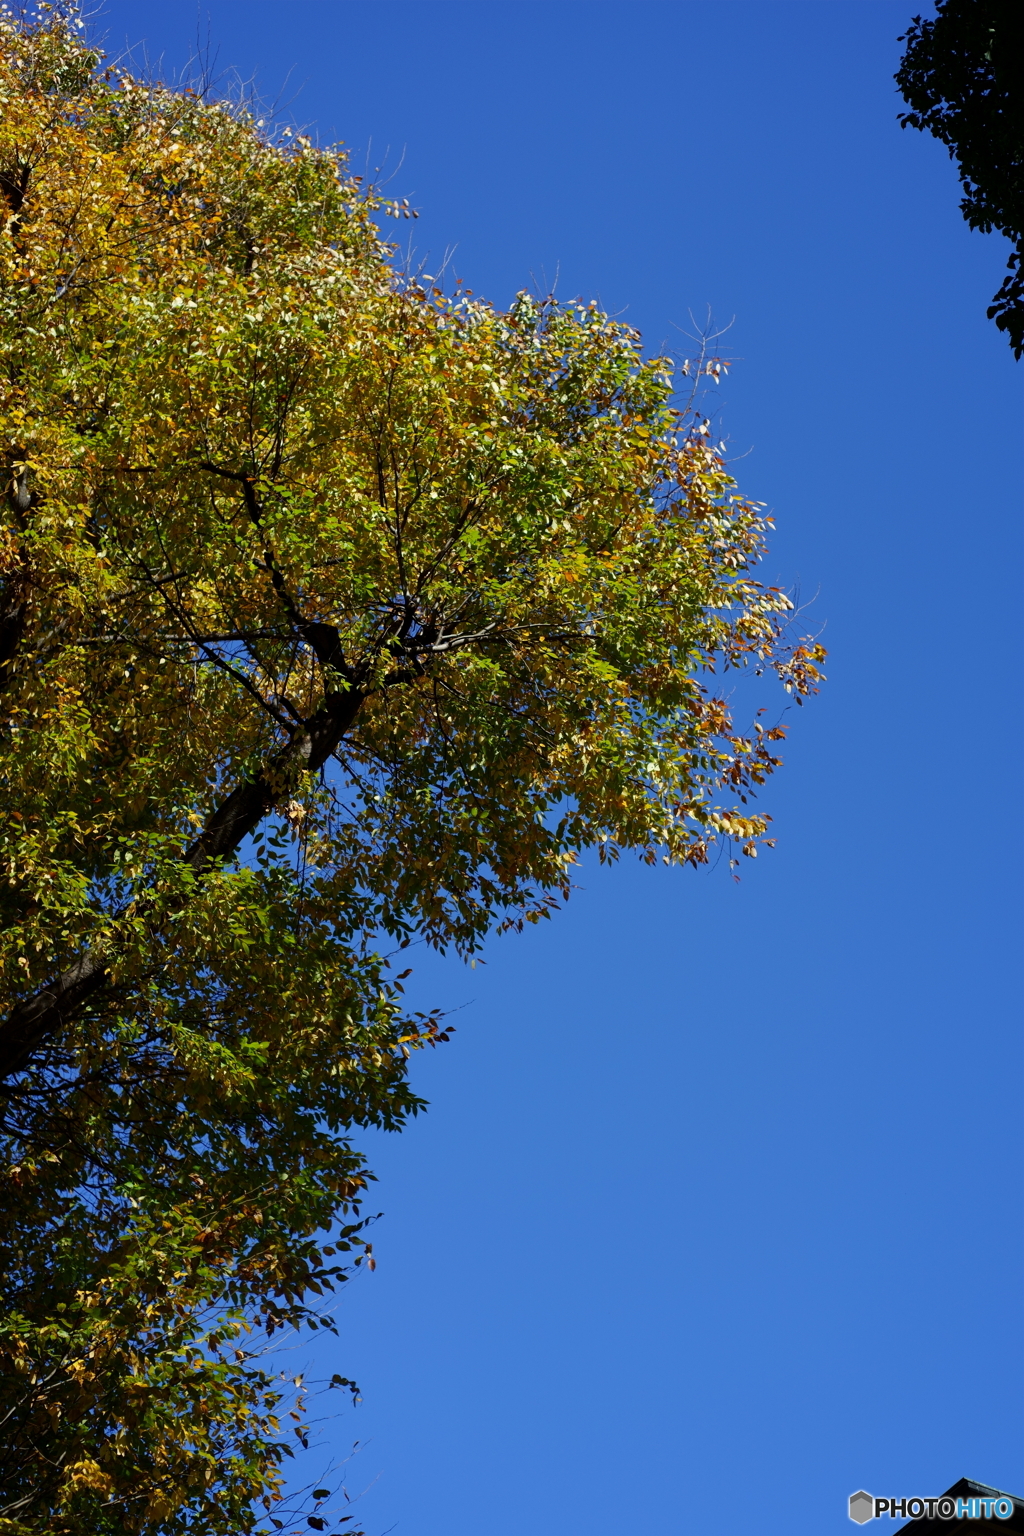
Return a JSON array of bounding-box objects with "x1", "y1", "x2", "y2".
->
[
  {"x1": 896, "y1": 0, "x2": 1024, "y2": 357},
  {"x1": 0, "y1": 10, "x2": 822, "y2": 1532}
]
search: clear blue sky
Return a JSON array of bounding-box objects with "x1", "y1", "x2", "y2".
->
[{"x1": 94, "y1": 3, "x2": 1022, "y2": 1532}]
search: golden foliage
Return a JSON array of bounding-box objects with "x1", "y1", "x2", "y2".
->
[{"x1": 0, "y1": 9, "x2": 822, "y2": 1532}]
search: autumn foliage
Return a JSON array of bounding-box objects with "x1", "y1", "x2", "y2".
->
[{"x1": 0, "y1": 10, "x2": 823, "y2": 1533}]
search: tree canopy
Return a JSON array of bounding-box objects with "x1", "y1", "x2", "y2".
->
[
  {"x1": 896, "y1": 0, "x2": 1024, "y2": 358},
  {"x1": 0, "y1": 11, "x2": 822, "y2": 1533}
]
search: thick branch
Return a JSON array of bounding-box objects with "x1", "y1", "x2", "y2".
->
[
  {"x1": 0, "y1": 953, "x2": 107, "y2": 1087},
  {"x1": 183, "y1": 682, "x2": 363, "y2": 874},
  {"x1": 0, "y1": 585, "x2": 28, "y2": 692},
  {"x1": 0, "y1": 466, "x2": 35, "y2": 692},
  {"x1": 0, "y1": 162, "x2": 30, "y2": 237},
  {"x1": 0, "y1": 684, "x2": 364, "y2": 1083}
]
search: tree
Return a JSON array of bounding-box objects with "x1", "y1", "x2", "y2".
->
[
  {"x1": 0, "y1": 11, "x2": 823, "y2": 1532},
  {"x1": 896, "y1": 0, "x2": 1024, "y2": 358}
]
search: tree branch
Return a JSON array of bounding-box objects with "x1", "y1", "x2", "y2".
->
[
  {"x1": 0, "y1": 683, "x2": 365, "y2": 1082},
  {"x1": 198, "y1": 462, "x2": 352, "y2": 677}
]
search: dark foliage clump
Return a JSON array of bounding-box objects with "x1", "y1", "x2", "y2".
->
[{"x1": 897, "y1": 0, "x2": 1024, "y2": 357}]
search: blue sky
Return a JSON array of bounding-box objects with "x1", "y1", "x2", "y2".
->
[{"x1": 94, "y1": 3, "x2": 1022, "y2": 1531}]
